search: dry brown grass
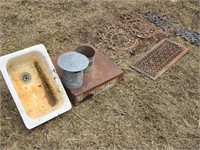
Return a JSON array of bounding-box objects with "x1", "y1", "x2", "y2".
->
[{"x1": 0, "y1": 0, "x2": 200, "y2": 149}]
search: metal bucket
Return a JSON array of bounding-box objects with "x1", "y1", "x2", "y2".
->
[
  {"x1": 75, "y1": 46, "x2": 95, "y2": 73},
  {"x1": 57, "y1": 52, "x2": 89, "y2": 89}
]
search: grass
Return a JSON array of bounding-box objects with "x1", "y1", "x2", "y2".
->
[{"x1": 0, "y1": 0, "x2": 200, "y2": 149}]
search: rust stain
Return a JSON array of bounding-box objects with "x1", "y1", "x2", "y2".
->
[
  {"x1": 34, "y1": 61, "x2": 57, "y2": 106},
  {"x1": 7, "y1": 55, "x2": 61, "y2": 119},
  {"x1": 76, "y1": 76, "x2": 123, "y2": 104}
]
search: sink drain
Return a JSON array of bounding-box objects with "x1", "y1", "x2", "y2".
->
[{"x1": 20, "y1": 72, "x2": 32, "y2": 83}]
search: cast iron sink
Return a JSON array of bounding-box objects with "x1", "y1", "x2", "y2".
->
[{"x1": 0, "y1": 44, "x2": 72, "y2": 129}]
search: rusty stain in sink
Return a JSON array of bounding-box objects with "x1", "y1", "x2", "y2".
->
[{"x1": 7, "y1": 55, "x2": 61, "y2": 119}]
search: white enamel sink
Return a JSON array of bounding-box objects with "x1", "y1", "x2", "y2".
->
[{"x1": 0, "y1": 44, "x2": 72, "y2": 129}]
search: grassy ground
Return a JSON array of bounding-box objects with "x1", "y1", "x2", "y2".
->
[{"x1": 0, "y1": 0, "x2": 200, "y2": 149}]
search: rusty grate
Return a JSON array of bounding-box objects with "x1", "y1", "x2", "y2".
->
[
  {"x1": 100, "y1": 25, "x2": 139, "y2": 52},
  {"x1": 120, "y1": 13, "x2": 162, "y2": 39},
  {"x1": 130, "y1": 39, "x2": 189, "y2": 80}
]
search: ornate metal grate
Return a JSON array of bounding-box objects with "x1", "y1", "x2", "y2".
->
[
  {"x1": 101, "y1": 25, "x2": 139, "y2": 52},
  {"x1": 130, "y1": 39, "x2": 189, "y2": 80},
  {"x1": 120, "y1": 13, "x2": 162, "y2": 39}
]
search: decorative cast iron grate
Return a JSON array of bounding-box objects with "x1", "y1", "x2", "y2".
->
[
  {"x1": 120, "y1": 13, "x2": 162, "y2": 39},
  {"x1": 130, "y1": 39, "x2": 189, "y2": 80},
  {"x1": 101, "y1": 25, "x2": 139, "y2": 52}
]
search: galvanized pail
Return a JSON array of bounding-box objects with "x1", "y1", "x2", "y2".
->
[{"x1": 57, "y1": 52, "x2": 89, "y2": 89}]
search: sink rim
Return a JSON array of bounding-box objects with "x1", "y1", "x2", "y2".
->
[{"x1": 0, "y1": 44, "x2": 72, "y2": 129}]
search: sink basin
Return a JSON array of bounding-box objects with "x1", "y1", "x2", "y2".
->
[{"x1": 0, "y1": 44, "x2": 72, "y2": 129}]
